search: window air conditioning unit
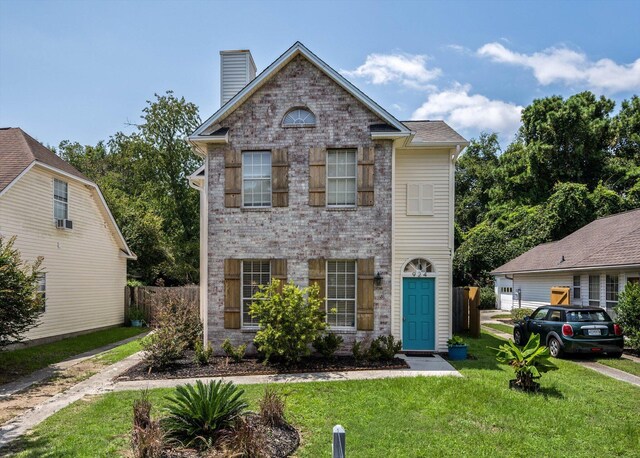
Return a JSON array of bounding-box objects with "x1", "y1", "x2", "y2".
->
[{"x1": 55, "y1": 219, "x2": 73, "y2": 230}]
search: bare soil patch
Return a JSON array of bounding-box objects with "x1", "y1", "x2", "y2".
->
[{"x1": 118, "y1": 351, "x2": 408, "y2": 381}]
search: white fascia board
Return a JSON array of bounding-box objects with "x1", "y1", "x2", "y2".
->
[
  {"x1": 0, "y1": 162, "x2": 35, "y2": 198},
  {"x1": 188, "y1": 165, "x2": 206, "y2": 191},
  {"x1": 402, "y1": 139, "x2": 470, "y2": 149},
  {"x1": 370, "y1": 132, "x2": 413, "y2": 140},
  {"x1": 192, "y1": 42, "x2": 411, "y2": 137},
  {"x1": 32, "y1": 162, "x2": 137, "y2": 260},
  {"x1": 492, "y1": 263, "x2": 640, "y2": 276}
]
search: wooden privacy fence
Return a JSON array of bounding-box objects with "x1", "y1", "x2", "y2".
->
[
  {"x1": 452, "y1": 286, "x2": 480, "y2": 337},
  {"x1": 124, "y1": 285, "x2": 199, "y2": 325}
]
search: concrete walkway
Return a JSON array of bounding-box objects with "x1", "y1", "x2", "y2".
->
[
  {"x1": 575, "y1": 361, "x2": 640, "y2": 387},
  {"x1": 0, "y1": 351, "x2": 459, "y2": 449},
  {"x1": 0, "y1": 331, "x2": 148, "y2": 398}
]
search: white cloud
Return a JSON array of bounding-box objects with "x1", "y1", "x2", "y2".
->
[
  {"x1": 341, "y1": 53, "x2": 441, "y2": 90},
  {"x1": 411, "y1": 83, "x2": 523, "y2": 140},
  {"x1": 478, "y1": 42, "x2": 640, "y2": 93}
]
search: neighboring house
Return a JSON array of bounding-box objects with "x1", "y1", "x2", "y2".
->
[
  {"x1": 0, "y1": 128, "x2": 135, "y2": 344},
  {"x1": 188, "y1": 42, "x2": 468, "y2": 353},
  {"x1": 492, "y1": 208, "x2": 640, "y2": 313}
]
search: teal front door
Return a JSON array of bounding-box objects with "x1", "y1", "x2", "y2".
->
[{"x1": 402, "y1": 277, "x2": 435, "y2": 350}]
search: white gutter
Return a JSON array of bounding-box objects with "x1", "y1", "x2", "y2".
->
[{"x1": 493, "y1": 264, "x2": 640, "y2": 276}]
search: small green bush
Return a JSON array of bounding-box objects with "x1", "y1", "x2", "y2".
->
[
  {"x1": 479, "y1": 287, "x2": 497, "y2": 310},
  {"x1": 616, "y1": 282, "x2": 640, "y2": 351},
  {"x1": 141, "y1": 327, "x2": 186, "y2": 370},
  {"x1": 511, "y1": 308, "x2": 533, "y2": 321},
  {"x1": 193, "y1": 340, "x2": 213, "y2": 366},
  {"x1": 368, "y1": 335, "x2": 402, "y2": 361},
  {"x1": 250, "y1": 280, "x2": 327, "y2": 364},
  {"x1": 447, "y1": 335, "x2": 466, "y2": 346},
  {"x1": 352, "y1": 340, "x2": 367, "y2": 363},
  {"x1": 221, "y1": 338, "x2": 247, "y2": 363},
  {"x1": 127, "y1": 307, "x2": 145, "y2": 322},
  {"x1": 162, "y1": 380, "x2": 248, "y2": 449},
  {"x1": 312, "y1": 332, "x2": 344, "y2": 359}
]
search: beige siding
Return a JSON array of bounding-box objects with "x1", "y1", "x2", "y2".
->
[
  {"x1": 393, "y1": 148, "x2": 453, "y2": 351},
  {"x1": 0, "y1": 166, "x2": 126, "y2": 340}
]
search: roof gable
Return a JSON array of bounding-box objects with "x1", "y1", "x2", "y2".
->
[
  {"x1": 492, "y1": 208, "x2": 640, "y2": 274},
  {"x1": 190, "y1": 42, "x2": 411, "y2": 139}
]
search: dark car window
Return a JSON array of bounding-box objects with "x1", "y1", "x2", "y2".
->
[
  {"x1": 548, "y1": 310, "x2": 562, "y2": 322},
  {"x1": 566, "y1": 310, "x2": 610, "y2": 322},
  {"x1": 532, "y1": 308, "x2": 549, "y2": 320}
]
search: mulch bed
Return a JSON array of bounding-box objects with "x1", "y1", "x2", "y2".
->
[
  {"x1": 119, "y1": 351, "x2": 408, "y2": 381},
  {"x1": 161, "y1": 414, "x2": 299, "y2": 457}
]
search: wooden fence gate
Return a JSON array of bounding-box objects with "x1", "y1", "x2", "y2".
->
[
  {"x1": 452, "y1": 286, "x2": 480, "y2": 337},
  {"x1": 124, "y1": 285, "x2": 199, "y2": 325}
]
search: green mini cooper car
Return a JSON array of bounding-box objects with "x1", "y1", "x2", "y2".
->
[{"x1": 513, "y1": 306, "x2": 624, "y2": 358}]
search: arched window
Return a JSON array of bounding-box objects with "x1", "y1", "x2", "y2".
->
[
  {"x1": 403, "y1": 258, "x2": 434, "y2": 277},
  {"x1": 283, "y1": 108, "x2": 316, "y2": 126}
]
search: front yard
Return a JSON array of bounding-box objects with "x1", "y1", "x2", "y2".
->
[{"x1": 6, "y1": 332, "x2": 639, "y2": 457}]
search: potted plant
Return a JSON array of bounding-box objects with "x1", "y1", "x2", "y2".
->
[
  {"x1": 128, "y1": 307, "x2": 145, "y2": 327},
  {"x1": 493, "y1": 333, "x2": 556, "y2": 392},
  {"x1": 447, "y1": 335, "x2": 468, "y2": 360}
]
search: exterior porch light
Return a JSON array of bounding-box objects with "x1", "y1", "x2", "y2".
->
[{"x1": 374, "y1": 271, "x2": 383, "y2": 286}]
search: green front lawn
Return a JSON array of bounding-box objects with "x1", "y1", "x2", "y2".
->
[
  {"x1": 596, "y1": 357, "x2": 640, "y2": 377},
  {"x1": 483, "y1": 322, "x2": 514, "y2": 334},
  {"x1": 7, "y1": 332, "x2": 640, "y2": 457},
  {"x1": 0, "y1": 327, "x2": 146, "y2": 384}
]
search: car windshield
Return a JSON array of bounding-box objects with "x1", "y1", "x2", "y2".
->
[{"x1": 566, "y1": 310, "x2": 610, "y2": 322}]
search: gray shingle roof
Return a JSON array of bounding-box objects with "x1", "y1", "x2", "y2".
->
[
  {"x1": 402, "y1": 120, "x2": 468, "y2": 144},
  {"x1": 492, "y1": 208, "x2": 640, "y2": 274},
  {"x1": 0, "y1": 128, "x2": 89, "y2": 193}
]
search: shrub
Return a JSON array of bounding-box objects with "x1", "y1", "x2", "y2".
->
[
  {"x1": 479, "y1": 287, "x2": 497, "y2": 310},
  {"x1": 220, "y1": 416, "x2": 267, "y2": 458},
  {"x1": 128, "y1": 306, "x2": 146, "y2": 322},
  {"x1": 0, "y1": 235, "x2": 45, "y2": 349},
  {"x1": 162, "y1": 380, "x2": 248, "y2": 449},
  {"x1": 193, "y1": 340, "x2": 213, "y2": 366},
  {"x1": 141, "y1": 327, "x2": 186, "y2": 370},
  {"x1": 312, "y1": 332, "x2": 343, "y2": 359},
  {"x1": 493, "y1": 333, "x2": 556, "y2": 391},
  {"x1": 221, "y1": 338, "x2": 247, "y2": 363},
  {"x1": 352, "y1": 340, "x2": 367, "y2": 363},
  {"x1": 259, "y1": 386, "x2": 286, "y2": 427},
  {"x1": 511, "y1": 308, "x2": 533, "y2": 321},
  {"x1": 447, "y1": 335, "x2": 466, "y2": 347},
  {"x1": 250, "y1": 280, "x2": 326, "y2": 364},
  {"x1": 131, "y1": 391, "x2": 163, "y2": 458},
  {"x1": 616, "y1": 282, "x2": 640, "y2": 350},
  {"x1": 151, "y1": 290, "x2": 202, "y2": 350},
  {"x1": 368, "y1": 335, "x2": 402, "y2": 361}
]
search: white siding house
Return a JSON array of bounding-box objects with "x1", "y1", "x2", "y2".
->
[
  {"x1": 492, "y1": 209, "x2": 640, "y2": 314},
  {"x1": 0, "y1": 128, "x2": 135, "y2": 343}
]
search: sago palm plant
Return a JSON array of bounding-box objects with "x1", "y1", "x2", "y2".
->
[{"x1": 162, "y1": 380, "x2": 248, "y2": 448}]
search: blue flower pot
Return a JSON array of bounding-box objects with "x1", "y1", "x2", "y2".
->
[
  {"x1": 448, "y1": 344, "x2": 468, "y2": 361},
  {"x1": 131, "y1": 319, "x2": 143, "y2": 328}
]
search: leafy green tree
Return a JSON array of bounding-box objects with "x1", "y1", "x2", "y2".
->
[
  {"x1": 589, "y1": 182, "x2": 626, "y2": 218},
  {"x1": 542, "y1": 182, "x2": 593, "y2": 240},
  {"x1": 616, "y1": 282, "x2": 640, "y2": 351},
  {"x1": 613, "y1": 95, "x2": 640, "y2": 162},
  {"x1": 0, "y1": 236, "x2": 45, "y2": 348}
]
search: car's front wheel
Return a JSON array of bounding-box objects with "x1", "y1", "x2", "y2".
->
[
  {"x1": 548, "y1": 337, "x2": 563, "y2": 358},
  {"x1": 513, "y1": 327, "x2": 523, "y2": 346}
]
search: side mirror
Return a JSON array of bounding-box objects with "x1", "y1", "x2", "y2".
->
[{"x1": 523, "y1": 316, "x2": 530, "y2": 321}]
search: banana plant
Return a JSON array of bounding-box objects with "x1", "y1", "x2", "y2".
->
[{"x1": 492, "y1": 333, "x2": 557, "y2": 390}]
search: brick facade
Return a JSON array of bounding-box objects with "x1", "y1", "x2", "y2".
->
[{"x1": 206, "y1": 55, "x2": 393, "y2": 352}]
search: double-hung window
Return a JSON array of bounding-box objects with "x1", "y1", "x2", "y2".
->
[
  {"x1": 572, "y1": 275, "x2": 581, "y2": 302},
  {"x1": 242, "y1": 151, "x2": 271, "y2": 207},
  {"x1": 53, "y1": 179, "x2": 68, "y2": 220},
  {"x1": 241, "y1": 260, "x2": 270, "y2": 328},
  {"x1": 37, "y1": 273, "x2": 47, "y2": 311},
  {"x1": 605, "y1": 275, "x2": 619, "y2": 310},
  {"x1": 326, "y1": 260, "x2": 356, "y2": 328},
  {"x1": 588, "y1": 275, "x2": 600, "y2": 307},
  {"x1": 327, "y1": 149, "x2": 357, "y2": 207}
]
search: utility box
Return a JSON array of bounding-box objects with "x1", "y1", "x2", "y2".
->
[{"x1": 550, "y1": 287, "x2": 570, "y2": 305}]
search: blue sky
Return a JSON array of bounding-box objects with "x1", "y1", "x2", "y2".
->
[{"x1": 1, "y1": 0, "x2": 639, "y2": 149}]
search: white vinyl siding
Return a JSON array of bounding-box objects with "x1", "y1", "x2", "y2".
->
[
  {"x1": 406, "y1": 183, "x2": 434, "y2": 216},
  {"x1": 0, "y1": 166, "x2": 127, "y2": 341},
  {"x1": 393, "y1": 148, "x2": 452, "y2": 351},
  {"x1": 326, "y1": 260, "x2": 356, "y2": 329},
  {"x1": 511, "y1": 273, "x2": 573, "y2": 309},
  {"x1": 220, "y1": 51, "x2": 256, "y2": 106},
  {"x1": 326, "y1": 149, "x2": 357, "y2": 207},
  {"x1": 53, "y1": 178, "x2": 68, "y2": 220},
  {"x1": 241, "y1": 260, "x2": 270, "y2": 328},
  {"x1": 242, "y1": 151, "x2": 271, "y2": 208}
]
